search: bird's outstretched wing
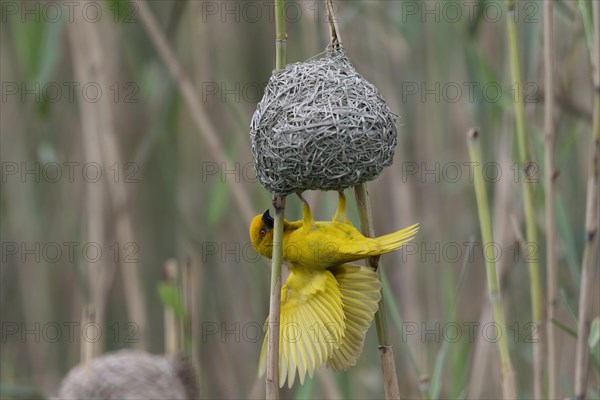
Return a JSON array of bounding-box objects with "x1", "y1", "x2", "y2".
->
[
  {"x1": 259, "y1": 268, "x2": 345, "y2": 388},
  {"x1": 327, "y1": 263, "x2": 381, "y2": 371}
]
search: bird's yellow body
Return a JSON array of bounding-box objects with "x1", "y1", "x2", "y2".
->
[
  {"x1": 250, "y1": 194, "x2": 418, "y2": 269},
  {"x1": 249, "y1": 192, "x2": 418, "y2": 388}
]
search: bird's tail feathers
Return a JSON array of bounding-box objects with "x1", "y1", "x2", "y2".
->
[{"x1": 375, "y1": 223, "x2": 419, "y2": 253}]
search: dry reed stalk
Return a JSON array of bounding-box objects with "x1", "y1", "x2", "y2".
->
[
  {"x1": 164, "y1": 259, "x2": 180, "y2": 356},
  {"x1": 81, "y1": 306, "x2": 95, "y2": 369},
  {"x1": 67, "y1": 2, "x2": 148, "y2": 349},
  {"x1": 265, "y1": 1, "x2": 287, "y2": 397},
  {"x1": 574, "y1": 2, "x2": 600, "y2": 398},
  {"x1": 266, "y1": 196, "x2": 285, "y2": 400},
  {"x1": 543, "y1": 1, "x2": 558, "y2": 398},
  {"x1": 183, "y1": 257, "x2": 202, "y2": 398},
  {"x1": 354, "y1": 184, "x2": 401, "y2": 400},
  {"x1": 66, "y1": 12, "x2": 107, "y2": 360}
]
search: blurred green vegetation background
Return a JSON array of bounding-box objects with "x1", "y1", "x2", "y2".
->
[{"x1": 0, "y1": 0, "x2": 598, "y2": 398}]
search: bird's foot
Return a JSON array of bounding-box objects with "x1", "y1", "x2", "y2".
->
[
  {"x1": 296, "y1": 192, "x2": 316, "y2": 231},
  {"x1": 332, "y1": 191, "x2": 350, "y2": 224}
]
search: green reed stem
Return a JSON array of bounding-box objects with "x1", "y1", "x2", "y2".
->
[
  {"x1": 543, "y1": 1, "x2": 558, "y2": 397},
  {"x1": 467, "y1": 128, "x2": 517, "y2": 400},
  {"x1": 505, "y1": 2, "x2": 543, "y2": 397},
  {"x1": 266, "y1": 2, "x2": 287, "y2": 398}
]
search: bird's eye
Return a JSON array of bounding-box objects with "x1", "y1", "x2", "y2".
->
[{"x1": 259, "y1": 229, "x2": 266, "y2": 237}]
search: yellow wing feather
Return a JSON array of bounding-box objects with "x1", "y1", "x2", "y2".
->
[
  {"x1": 259, "y1": 268, "x2": 345, "y2": 388},
  {"x1": 327, "y1": 264, "x2": 382, "y2": 371}
]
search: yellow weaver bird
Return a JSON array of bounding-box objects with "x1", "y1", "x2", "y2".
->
[
  {"x1": 250, "y1": 192, "x2": 419, "y2": 270},
  {"x1": 249, "y1": 192, "x2": 418, "y2": 387}
]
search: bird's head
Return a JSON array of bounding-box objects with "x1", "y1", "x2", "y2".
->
[{"x1": 249, "y1": 209, "x2": 275, "y2": 259}]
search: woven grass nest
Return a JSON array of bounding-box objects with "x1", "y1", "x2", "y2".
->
[
  {"x1": 250, "y1": 47, "x2": 398, "y2": 196},
  {"x1": 55, "y1": 350, "x2": 197, "y2": 400}
]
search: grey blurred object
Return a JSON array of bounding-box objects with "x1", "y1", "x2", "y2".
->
[
  {"x1": 250, "y1": 46, "x2": 397, "y2": 196},
  {"x1": 55, "y1": 350, "x2": 197, "y2": 400}
]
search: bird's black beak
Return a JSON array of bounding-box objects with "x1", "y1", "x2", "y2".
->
[{"x1": 262, "y1": 209, "x2": 274, "y2": 230}]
